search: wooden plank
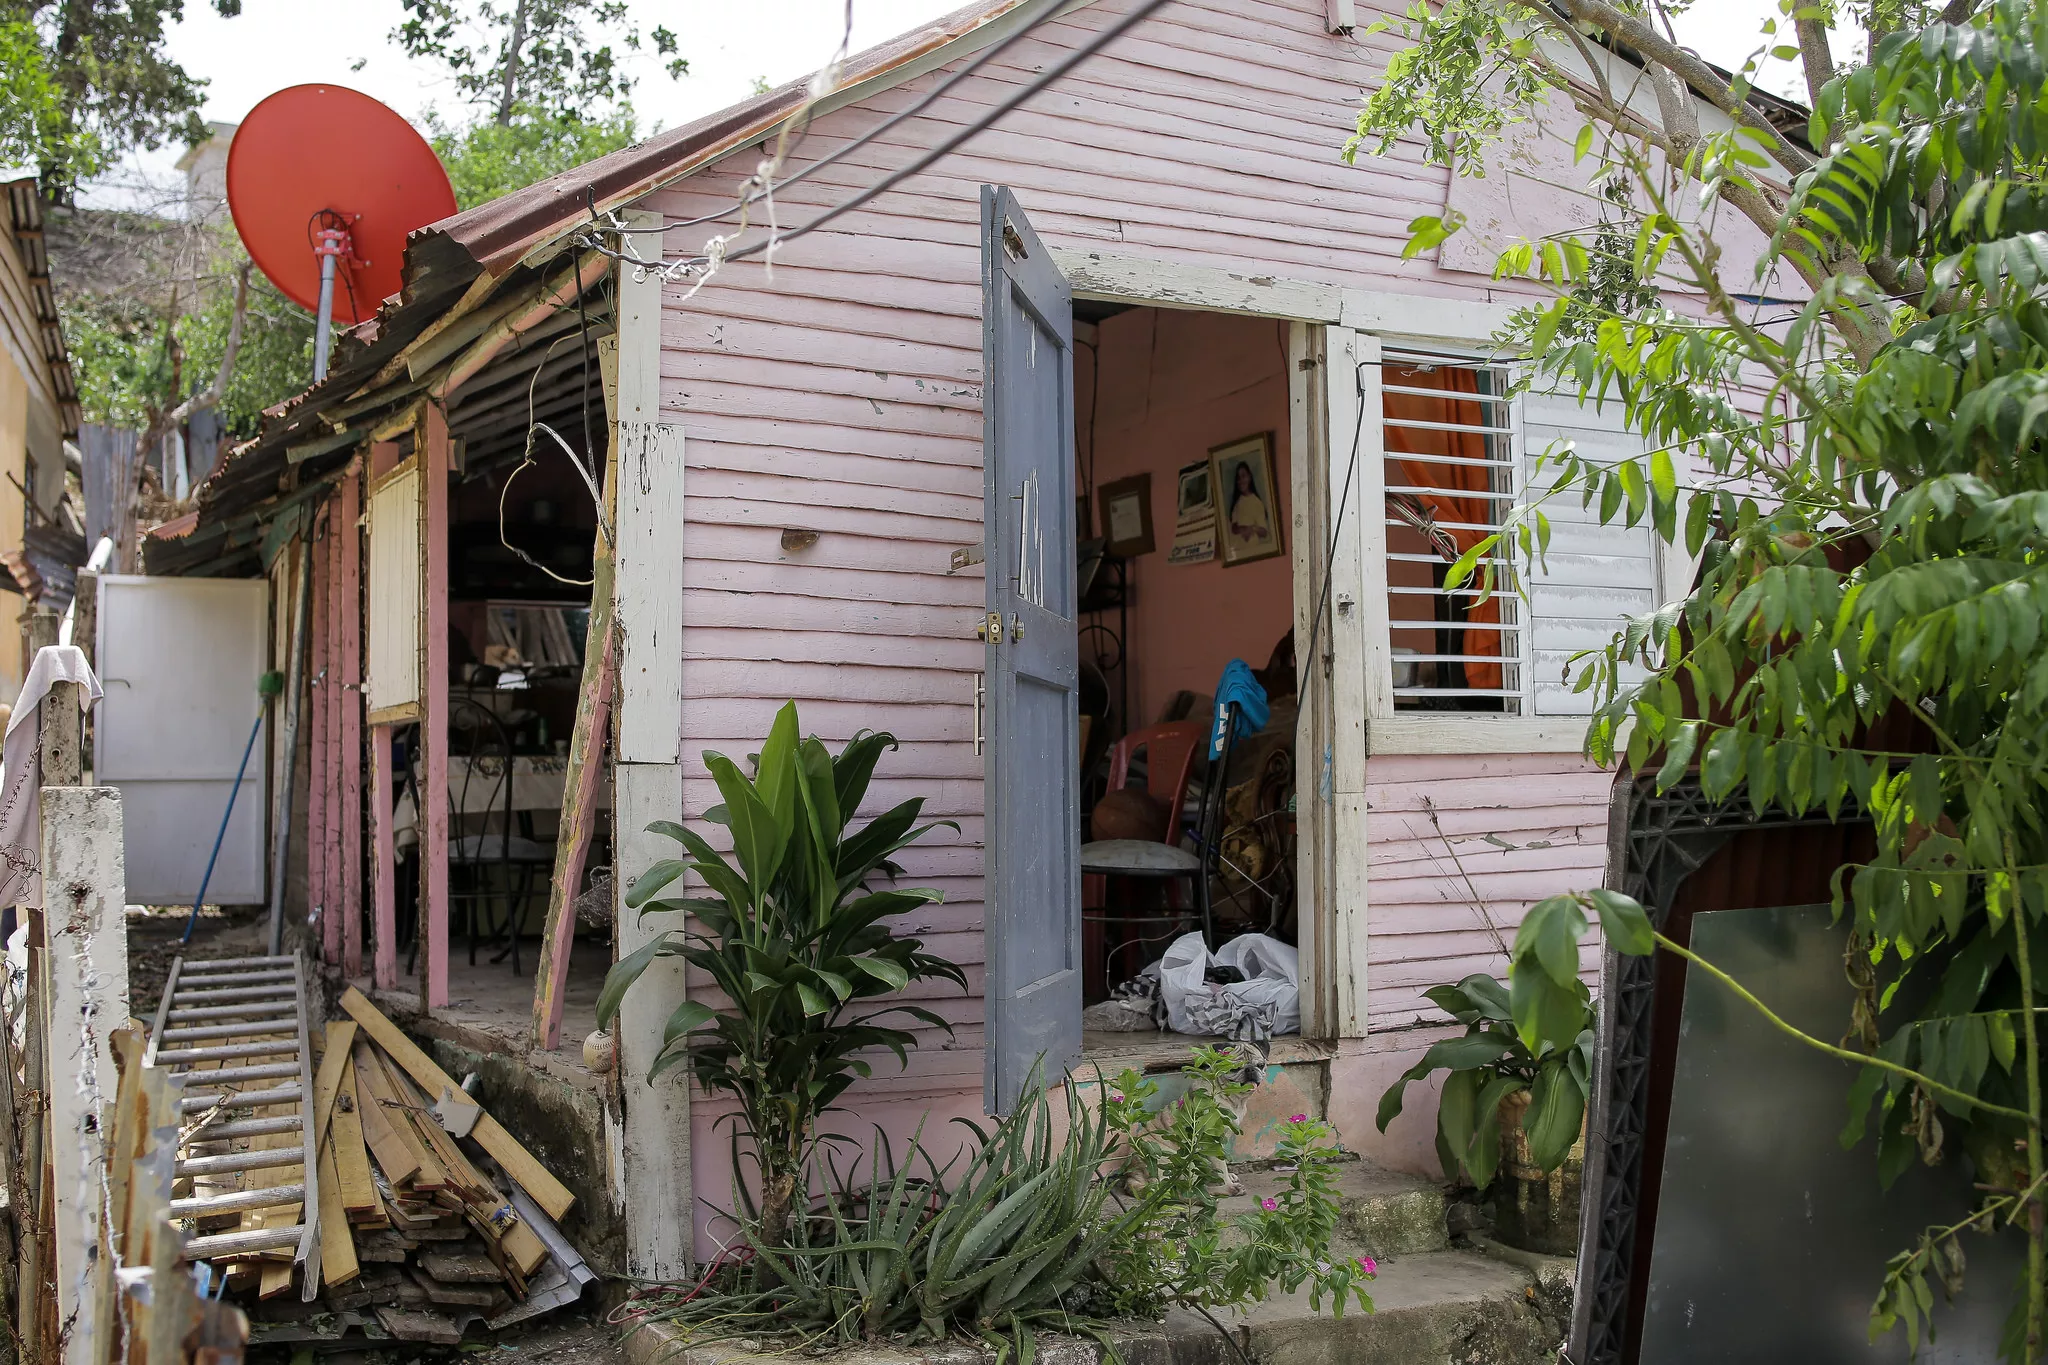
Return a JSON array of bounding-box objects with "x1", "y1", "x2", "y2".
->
[
  {"x1": 92, "y1": 1026, "x2": 146, "y2": 1365},
  {"x1": 532, "y1": 334, "x2": 620, "y2": 1051},
  {"x1": 340, "y1": 458, "x2": 366, "y2": 979},
  {"x1": 315, "y1": 1139, "x2": 360, "y2": 1289},
  {"x1": 313, "y1": 1020, "x2": 357, "y2": 1145},
  {"x1": 352, "y1": 1042, "x2": 442, "y2": 1190},
  {"x1": 421, "y1": 404, "x2": 451, "y2": 1011},
  {"x1": 330, "y1": 1047, "x2": 379, "y2": 1217},
  {"x1": 42, "y1": 787, "x2": 129, "y2": 1365},
  {"x1": 337, "y1": 988, "x2": 575, "y2": 1220},
  {"x1": 349, "y1": 1044, "x2": 420, "y2": 1188},
  {"x1": 370, "y1": 720, "x2": 398, "y2": 990}
]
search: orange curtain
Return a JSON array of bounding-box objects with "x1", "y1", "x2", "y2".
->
[{"x1": 1384, "y1": 365, "x2": 1503, "y2": 692}]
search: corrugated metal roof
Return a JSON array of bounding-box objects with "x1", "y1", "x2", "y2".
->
[{"x1": 157, "y1": 0, "x2": 1032, "y2": 571}]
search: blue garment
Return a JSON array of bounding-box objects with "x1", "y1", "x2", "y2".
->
[{"x1": 1211, "y1": 659, "x2": 1270, "y2": 758}]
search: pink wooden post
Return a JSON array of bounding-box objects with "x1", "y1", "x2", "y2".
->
[
  {"x1": 421, "y1": 404, "x2": 451, "y2": 1011},
  {"x1": 321, "y1": 499, "x2": 345, "y2": 966},
  {"x1": 340, "y1": 458, "x2": 365, "y2": 979},
  {"x1": 309, "y1": 504, "x2": 330, "y2": 960},
  {"x1": 370, "y1": 720, "x2": 397, "y2": 989}
]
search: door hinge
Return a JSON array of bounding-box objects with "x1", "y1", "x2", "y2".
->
[{"x1": 949, "y1": 545, "x2": 985, "y2": 574}]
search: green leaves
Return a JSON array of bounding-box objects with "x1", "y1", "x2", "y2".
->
[{"x1": 593, "y1": 702, "x2": 963, "y2": 1230}]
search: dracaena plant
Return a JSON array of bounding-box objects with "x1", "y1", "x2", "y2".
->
[
  {"x1": 595, "y1": 701, "x2": 966, "y2": 1248},
  {"x1": 1375, "y1": 974, "x2": 1593, "y2": 1187}
]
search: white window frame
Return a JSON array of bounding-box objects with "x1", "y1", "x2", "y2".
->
[
  {"x1": 1352, "y1": 328, "x2": 1598, "y2": 756},
  {"x1": 1378, "y1": 345, "x2": 1528, "y2": 714}
]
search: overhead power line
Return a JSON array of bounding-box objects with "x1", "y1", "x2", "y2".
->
[{"x1": 578, "y1": 0, "x2": 1176, "y2": 284}]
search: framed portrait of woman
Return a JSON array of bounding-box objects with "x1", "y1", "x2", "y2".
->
[{"x1": 1210, "y1": 433, "x2": 1282, "y2": 567}]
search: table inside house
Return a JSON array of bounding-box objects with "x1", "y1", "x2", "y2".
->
[{"x1": 393, "y1": 754, "x2": 610, "y2": 842}]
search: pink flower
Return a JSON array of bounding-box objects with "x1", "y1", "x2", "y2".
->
[
  {"x1": 1260, "y1": 1197, "x2": 1278, "y2": 1211},
  {"x1": 1290, "y1": 1114, "x2": 1307, "y2": 1123},
  {"x1": 1109, "y1": 1091, "x2": 1124, "y2": 1103},
  {"x1": 1357, "y1": 1255, "x2": 1378, "y2": 1276}
]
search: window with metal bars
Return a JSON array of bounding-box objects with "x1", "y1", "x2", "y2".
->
[{"x1": 1381, "y1": 351, "x2": 1523, "y2": 713}]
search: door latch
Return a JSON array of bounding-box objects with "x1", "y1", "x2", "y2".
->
[
  {"x1": 973, "y1": 673, "x2": 987, "y2": 755},
  {"x1": 975, "y1": 611, "x2": 1002, "y2": 643},
  {"x1": 1010, "y1": 613, "x2": 1024, "y2": 642}
]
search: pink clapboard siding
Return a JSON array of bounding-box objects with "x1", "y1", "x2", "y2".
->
[
  {"x1": 1362, "y1": 753, "x2": 1612, "y2": 1028},
  {"x1": 643, "y1": 0, "x2": 1619, "y2": 1226}
]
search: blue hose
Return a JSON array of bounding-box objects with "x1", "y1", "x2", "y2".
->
[{"x1": 180, "y1": 706, "x2": 267, "y2": 946}]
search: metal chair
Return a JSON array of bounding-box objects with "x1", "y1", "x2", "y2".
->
[
  {"x1": 454, "y1": 697, "x2": 556, "y2": 973},
  {"x1": 1080, "y1": 714, "x2": 1238, "y2": 993}
]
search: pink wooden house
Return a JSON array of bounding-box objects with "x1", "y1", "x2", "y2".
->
[{"x1": 147, "y1": 0, "x2": 1750, "y2": 1276}]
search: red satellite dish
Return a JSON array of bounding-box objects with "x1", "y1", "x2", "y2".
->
[{"x1": 227, "y1": 85, "x2": 457, "y2": 330}]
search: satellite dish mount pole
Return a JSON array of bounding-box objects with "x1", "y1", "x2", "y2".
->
[{"x1": 310, "y1": 211, "x2": 357, "y2": 382}]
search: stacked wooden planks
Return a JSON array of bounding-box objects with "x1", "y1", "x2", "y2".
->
[
  {"x1": 292, "y1": 988, "x2": 581, "y2": 1342},
  {"x1": 150, "y1": 969, "x2": 588, "y2": 1344}
]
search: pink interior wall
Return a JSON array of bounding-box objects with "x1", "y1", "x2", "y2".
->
[{"x1": 1082, "y1": 308, "x2": 1295, "y2": 728}]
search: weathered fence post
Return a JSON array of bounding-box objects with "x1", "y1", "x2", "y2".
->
[{"x1": 38, "y1": 786, "x2": 128, "y2": 1365}]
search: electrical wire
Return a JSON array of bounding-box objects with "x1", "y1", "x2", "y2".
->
[
  {"x1": 605, "y1": 0, "x2": 1072, "y2": 239},
  {"x1": 1295, "y1": 358, "x2": 1371, "y2": 744},
  {"x1": 579, "y1": 0, "x2": 1174, "y2": 284}
]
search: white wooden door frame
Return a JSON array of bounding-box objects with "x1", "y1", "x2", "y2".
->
[{"x1": 1048, "y1": 248, "x2": 1373, "y2": 1039}]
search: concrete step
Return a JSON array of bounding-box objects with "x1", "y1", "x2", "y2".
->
[
  {"x1": 1170, "y1": 1249, "x2": 1564, "y2": 1365},
  {"x1": 1221, "y1": 1162, "x2": 1449, "y2": 1257}
]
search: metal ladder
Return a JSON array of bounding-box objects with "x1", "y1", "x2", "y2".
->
[{"x1": 143, "y1": 952, "x2": 322, "y2": 1300}]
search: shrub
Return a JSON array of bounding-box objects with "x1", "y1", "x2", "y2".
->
[{"x1": 595, "y1": 701, "x2": 966, "y2": 1248}]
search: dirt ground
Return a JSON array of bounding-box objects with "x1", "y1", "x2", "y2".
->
[
  {"x1": 245, "y1": 1311, "x2": 633, "y2": 1362},
  {"x1": 126, "y1": 902, "x2": 275, "y2": 1019}
]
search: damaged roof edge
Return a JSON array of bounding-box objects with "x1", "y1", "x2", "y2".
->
[{"x1": 171, "y1": 0, "x2": 1046, "y2": 551}]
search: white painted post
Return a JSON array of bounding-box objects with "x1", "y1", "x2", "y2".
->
[
  {"x1": 609, "y1": 208, "x2": 694, "y2": 1278},
  {"x1": 1327, "y1": 327, "x2": 1374, "y2": 1039},
  {"x1": 40, "y1": 786, "x2": 130, "y2": 1365}
]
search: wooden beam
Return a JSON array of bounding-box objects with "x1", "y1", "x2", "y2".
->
[
  {"x1": 370, "y1": 722, "x2": 398, "y2": 991},
  {"x1": 609, "y1": 210, "x2": 692, "y2": 1279},
  {"x1": 420, "y1": 405, "x2": 451, "y2": 1011},
  {"x1": 337, "y1": 988, "x2": 575, "y2": 1221},
  {"x1": 340, "y1": 459, "x2": 366, "y2": 979},
  {"x1": 531, "y1": 336, "x2": 621, "y2": 1052}
]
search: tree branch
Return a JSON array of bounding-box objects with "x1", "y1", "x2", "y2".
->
[
  {"x1": 1555, "y1": 0, "x2": 1814, "y2": 178},
  {"x1": 167, "y1": 258, "x2": 251, "y2": 427},
  {"x1": 1794, "y1": 14, "x2": 1836, "y2": 126}
]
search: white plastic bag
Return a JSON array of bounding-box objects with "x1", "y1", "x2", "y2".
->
[{"x1": 1155, "y1": 931, "x2": 1300, "y2": 1039}]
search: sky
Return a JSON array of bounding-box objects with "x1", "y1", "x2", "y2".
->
[{"x1": 81, "y1": 0, "x2": 1827, "y2": 209}]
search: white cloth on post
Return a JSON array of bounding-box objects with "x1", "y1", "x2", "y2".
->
[{"x1": 0, "y1": 646, "x2": 104, "y2": 908}]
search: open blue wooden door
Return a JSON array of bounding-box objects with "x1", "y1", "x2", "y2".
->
[{"x1": 980, "y1": 185, "x2": 1081, "y2": 1116}]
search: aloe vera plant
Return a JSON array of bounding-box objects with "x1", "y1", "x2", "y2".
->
[
  {"x1": 644, "y1": 1070, "x2": 1150, "y2": 1364},
  {"x1": 595, "y1": 701, "x2": 966, "y2": 1248}
]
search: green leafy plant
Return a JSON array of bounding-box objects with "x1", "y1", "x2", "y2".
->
[
  {"x1": 628, "y1": 1051, "x2": 1371, "y2": 1364},
  {"x1": 634, "y1": 1070, "x2": 1146, "y2": 1363},
  {"x1": 1098, "y1": 1046, "x2": 1375, "y2": 1325},
  {"x1": 596, "y1": 701, "x2": 966, "y2": 1248},
  {"x1": 1376, "y1": 974, "x2": 1594, "y2": 1187},
  {"x1": 1352, "y1": 0, "x2": 2048, "y2": 1352}
]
